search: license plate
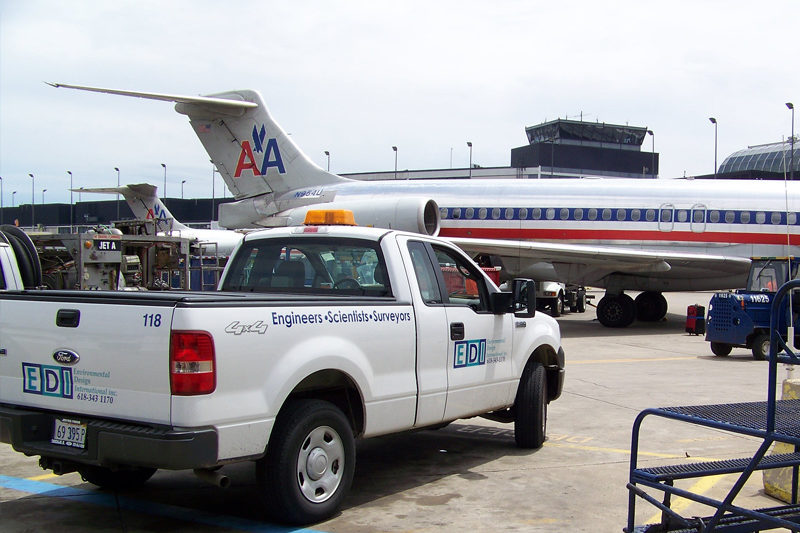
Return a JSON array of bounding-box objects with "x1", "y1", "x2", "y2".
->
[{"x1": 52, "y1": 418, "x2": 87, "y2": 449}]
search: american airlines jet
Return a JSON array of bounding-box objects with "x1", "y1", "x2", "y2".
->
[
  {"x1": 49, "y1": 83, "x2": 800, "y2": 327},
  {"x1": 77, "y1": 183, "x2": 243, "y2": 256}
]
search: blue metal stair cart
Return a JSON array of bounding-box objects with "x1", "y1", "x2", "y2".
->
[{"x1": 625, "y1": 279, "x2": 800, "y2": 532}]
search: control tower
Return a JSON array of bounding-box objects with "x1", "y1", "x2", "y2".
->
[{"x1": 510, "y1": 119, "x2": 658, "y2": 178}]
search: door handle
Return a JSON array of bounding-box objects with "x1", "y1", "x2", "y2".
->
[
  {"x1": 450, "y1": 322, "x2": 465, "y2": 341},
  {"x1": 56, "y1": 309, "x2": 80, "y2": 328}
]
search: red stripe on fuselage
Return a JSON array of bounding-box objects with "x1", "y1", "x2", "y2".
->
[{"x1": 439, "y1": 227, "x2": 800, "y2": 245}]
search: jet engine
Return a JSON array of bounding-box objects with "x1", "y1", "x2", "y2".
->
[
  {"x1": 220, "y1": 196, "x2": 441, "y2": 236},
  {"x1": 305, "y1": 197, "x2": 440, "y2": 236}
]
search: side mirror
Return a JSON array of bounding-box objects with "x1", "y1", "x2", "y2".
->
[{"x1": 512, "y1": 278, "x2": 536, "y2": 318}]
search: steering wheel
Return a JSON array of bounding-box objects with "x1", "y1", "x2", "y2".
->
[{"x1": 334, "y1": 278, "x2": 362, "y2": 290}]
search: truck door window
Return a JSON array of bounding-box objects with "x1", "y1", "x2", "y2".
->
[
  {"x1": 431, "y1": 245, "x2": 489, "y2": 310},
  {"x1": 408, "y1": 241, "x2": 443, "y2": 304}
]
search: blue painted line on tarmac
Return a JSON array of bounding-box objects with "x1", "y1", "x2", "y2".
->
[{"x1": 0, "y1": 475, "x2": 324, "y2": 533}]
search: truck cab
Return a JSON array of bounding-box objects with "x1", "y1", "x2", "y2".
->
[{"x1": 705, "y1": 257, "x2": 800, "y2": 359}]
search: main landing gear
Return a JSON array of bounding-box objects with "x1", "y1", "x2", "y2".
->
[{"x1": 596, "y1": 291, "x2": 668, "y2": 328}]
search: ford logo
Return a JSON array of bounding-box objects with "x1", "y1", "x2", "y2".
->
[{"x1": 53, "y1": 349, "x2": 80, "y2": 366}]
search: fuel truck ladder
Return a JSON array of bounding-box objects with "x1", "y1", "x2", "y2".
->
[{"x1": 625, "y1": 279, "x2": 800, "y2": 532}]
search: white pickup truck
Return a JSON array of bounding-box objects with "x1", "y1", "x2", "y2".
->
[{"x1": 0, "y1": 218, "x2": 564, "y2": 524}]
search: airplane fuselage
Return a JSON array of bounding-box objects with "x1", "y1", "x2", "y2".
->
[{"x1": 277, "y1": 176, "x2": 799, "y2": 291}]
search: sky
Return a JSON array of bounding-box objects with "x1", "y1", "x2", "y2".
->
[{"x1": 1, "y1": 0, "x2": 799, "y2": 205}]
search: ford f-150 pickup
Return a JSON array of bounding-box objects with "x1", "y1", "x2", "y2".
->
[{"x1": 0, "y1": 215, "x2": 564, "y2": 524}]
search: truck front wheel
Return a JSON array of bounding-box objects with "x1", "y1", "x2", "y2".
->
[
  {"x1": 514, "y1": 361, "x2": 547, "y2": 449},
  {"x1": 751, "y1": 333, "x2": 770, "y2": 361},
  {"x1": 258, "y1": 399, "x2": 355, "y2": 524},
  {"x1": 710, "y1": 342, "x2": 732, "y2": 357}
]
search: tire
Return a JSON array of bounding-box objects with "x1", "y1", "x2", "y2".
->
[
  {"x1": 0, "y1": 225, "x2": 42, "y2": 288},
  {"x1": 550, "y1": 295, "x2": 564, "y2": 317},
  {"x1": 751, "y1": 333, "x2": 770, "y2": 361},
  {"x1": 710, "y1": 342, "x2": 732, "y2": 357},
  {"x1": 576, "y1": 292, "x2": 587, "y2": 313},
  {"x1": 78, "y1": 465, "x2": 156, "y2": 490},
  {"x1": 257, "y1": 399, "x2": 355, "y2": 525},
  {"x1": 514, "y1": 361, "x2": 547, "y2": 449},
  {"x1": 635, "y1": 291, "x2": 668, "y2": 322},
  {"x1": 596, "y1": 294, "x2": 636, "y2": 328}
]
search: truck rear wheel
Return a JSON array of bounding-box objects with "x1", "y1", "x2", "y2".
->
[
  {"x1": 258, "y1": 399, "x2": 355, "y2": 524},
  {"x1": 751, "y1": 333, "x2": 770, "y2": 361},
  {"x1": 514, "y1": 361, "x2": 547, "y2": 449},
  {"x1": 78, "y1": 465, "x2": 156, "y2": 490}
]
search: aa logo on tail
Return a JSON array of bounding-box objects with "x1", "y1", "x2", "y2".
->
[{"x1": 234, "y1": 124, "x2": 286, "y2": 178}]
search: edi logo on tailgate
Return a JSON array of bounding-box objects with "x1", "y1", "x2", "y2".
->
[
  {"x1": 454, "y1": 339, "x2": 487, "y2": 368},
  {"x1": 22, "y1": 363, "x2": 73, "y2": 399}
]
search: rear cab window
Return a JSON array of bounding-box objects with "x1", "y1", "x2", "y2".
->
[{"x1": 221, "y1": 236, "x2": 392, "y2": 297}]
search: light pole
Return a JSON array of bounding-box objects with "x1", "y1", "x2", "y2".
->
[
  {"x1": 324, "y1": 150, "x2": 330, "y2": 171},
  {"x1": 788, "y1": 103, "x2": 795, "y2": 181},
  {"x1": 646, "y1": 130, "x2": 655, "y2": 178},
  {"x1": 114, "y1": 167, "x2": 120, "y2": 220},
  {"x1": 467, "y1": 141, "x2": 473, "y2": 178},
  {"x1": 709, "y1": 117, "x2": 718, "y2": 178},
  {"x1": 67, "y1": 170, "x2": 73, "y2": 230},
  {"x1": 12, "y1": 191, "x2": 16, "y2": 208},
  {"x1": 42, "y1": 188, "x2": 47, "y2": 205},
  {"x1": 28, "y1": 173, "x2": 34, "y2": 228},
  {"x1": 0, "y1": 176, "x2": 3, "y2": 226},
  {"x1": 181, "y1": 179, "x2": 187, "y2": 199},
  {"x1": 161, "y1": 163, "x2": 167, "y2": 199},
  {"x1": 392, "y1": 146, "x2": 398, "y2": 179},
  {"x1": 210, "y1": 160, "x2": 216, "y2": 223}
]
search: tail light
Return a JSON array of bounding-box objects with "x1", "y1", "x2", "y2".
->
[{"x1": 170, "y1": 331, "x2": 216, "y2": 395}]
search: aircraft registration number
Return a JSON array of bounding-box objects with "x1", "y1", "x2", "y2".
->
[{"x1": 51, "y1": 418, "x2": 87, "y2": 448}]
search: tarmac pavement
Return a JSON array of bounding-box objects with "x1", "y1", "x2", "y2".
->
[{"x1": 1, "y1": 291, "x2": 791, "y2": 532}]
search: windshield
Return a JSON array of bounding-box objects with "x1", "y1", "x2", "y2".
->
[
  {"x1": 747, "y1": 259, "x2": 799, "y2": 292},
  {"x1": 221, "y1": 236, "x2": 391, "y2": 297}
]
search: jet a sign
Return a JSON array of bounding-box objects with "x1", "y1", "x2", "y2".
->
[{"x1": 234, "y1": 124, "x2": 286, "y2": 178}]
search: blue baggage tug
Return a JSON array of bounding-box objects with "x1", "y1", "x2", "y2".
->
[{"x1": 705, "y1": 257, "x2": 800, "y2": 360}]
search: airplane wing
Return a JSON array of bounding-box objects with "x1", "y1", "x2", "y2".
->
[{"x1": 449, "y1": 237, "x2": 752, "y2": 291}]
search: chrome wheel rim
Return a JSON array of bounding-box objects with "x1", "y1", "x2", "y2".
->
[{"x1": 296, "y1": 425, "x2": 345, "y2": 504}]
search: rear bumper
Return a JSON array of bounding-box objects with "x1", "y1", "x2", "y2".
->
[{"x1": 0, "y1": 404, "x2": 218, "y2": 470}]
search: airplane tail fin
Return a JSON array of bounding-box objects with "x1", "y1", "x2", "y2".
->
[
  {"x1": 177, "y1": 90, "x2": 348, "y2": 200},
  {"x1": 75, "y1": 183, "x2": 189, "y2": 233},
  {"x1": 49, "y1": 84, "x2": 349, "y2": 203}
]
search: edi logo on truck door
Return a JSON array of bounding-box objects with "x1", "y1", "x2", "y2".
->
[{"x1": 454, "y1": 339, "x2": 487, "y2": 368}]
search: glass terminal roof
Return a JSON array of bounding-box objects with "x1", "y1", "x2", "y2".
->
[{"x1": 719, "y1": 141, "x2": 800, "y2": 174}]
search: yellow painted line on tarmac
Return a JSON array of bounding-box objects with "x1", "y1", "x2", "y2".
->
[
  {"x1": 544, "y1": 440, "x2": 723, "y2": 463},
  {"x1": 644, "y1": 474, "x2": 726, "y2": 525},
  {"x1": 570, "y1": 356, "x2": 698, "y2": 365},
  {"x1": 26, "y1": 472, "x2": 60, "y2": 481}
]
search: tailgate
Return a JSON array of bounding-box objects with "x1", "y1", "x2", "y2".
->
[{"x1": 0, "y1": 296, "x2": 175, "y2": 425}]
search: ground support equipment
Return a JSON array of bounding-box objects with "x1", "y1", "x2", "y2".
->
[{"x1": 625, "y1": 280, "x2": 800, "y2": 532}]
